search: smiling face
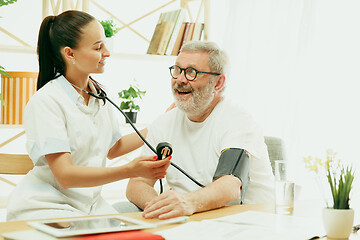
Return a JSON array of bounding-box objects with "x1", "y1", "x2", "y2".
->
[
  {"x1": 63, "y1": 20, "x2": 110, "y2": 78},
  {"x1": 73, "y1": 20, "x2": 110, "y2": 74},
  {"x1": 171, "y1": 51, "x2": 219, "y2": 120}
]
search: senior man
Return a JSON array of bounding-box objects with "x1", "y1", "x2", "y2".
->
[{"x1": 125, "y1": 41, "x2": 274, "y2": 219}]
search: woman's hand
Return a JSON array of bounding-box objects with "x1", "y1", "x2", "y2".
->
[
  {"x1": 46, "y1": 153, "x2": 170, "y2": 189},
  {"x1": 128, "y1": 155, "x2": 171, "y2": 179}
]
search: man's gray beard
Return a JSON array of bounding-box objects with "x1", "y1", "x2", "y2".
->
[{"x1": 173, "y1": 80, "x2": 215, "y2": 117}]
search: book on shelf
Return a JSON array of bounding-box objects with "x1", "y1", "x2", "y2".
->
[
  {"x1": 156, "y1": 21, "x2": 175, "y2": 55},
  {"x1": 165, "y1": 9, "x2": 185, "y2": 55},
  {"x1": 170, "y1": 22, "x2": 186, "y2": 56},
  {"x1": 177, "y1": 22, "x2": 191, "y2": 53},
  {"x1": 184, "y1": 22, "x2": 195, "y2": 43},
  {"x1": 170, "y1": 22, "x2": 204, "y2": 56},
  {"x1": 147, "y1": 9, "x2": 205, "y2": 56},
  {"x1": 147, "y1": 12, "x2": 166, "y2": 55},
  {"x1": 147, "y1": 9, "x2": 185, "y2": 55},
  {"x1": 191, "y1": 22, "x2": 204, "y2": 41}
]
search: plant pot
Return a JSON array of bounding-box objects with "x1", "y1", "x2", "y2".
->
[
  {"x1": 322, "y1": 207, "x2": 354, "y2": 239},
  {"x1": 124, "y1": 112, "x2": 137, "y2": 124},
  {"x1": 105, "y1": 37, "x2": 114, "y2": 52}
]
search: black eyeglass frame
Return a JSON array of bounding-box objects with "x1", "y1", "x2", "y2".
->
[{"x1": 169, "y1": 65, "x2": 221, "y2": 81}]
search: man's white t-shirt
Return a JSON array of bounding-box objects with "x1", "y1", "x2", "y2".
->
[
  {"x1": 7, "y1": 76, "x2": 121, "y2": 221},
  {"x1": 142, "y1": 98, "x2": 274, "y2": 204}
]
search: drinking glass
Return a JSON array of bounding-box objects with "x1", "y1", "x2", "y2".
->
[{"x1": 274, "y1": 160, "x2": 294, "y2": 215}]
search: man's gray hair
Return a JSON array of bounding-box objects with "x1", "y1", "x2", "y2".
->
[{"x1": 179, "y1": 41, "x2": 228, "y2": 75}]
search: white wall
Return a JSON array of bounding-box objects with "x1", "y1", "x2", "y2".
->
[
  {"x1": 0, "y1": 0, "x2": 208, "y2": 123},
  {"x1": 1, "y1": 0, "x2": 360, "y2": 208},
  {"x1": 208, "y1": 0, "x2": 360, "y2": 207},
  {"x1": 0, "y1": 0, "x2": 185, "y2": 123}
]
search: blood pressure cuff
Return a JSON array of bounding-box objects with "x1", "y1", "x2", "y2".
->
[{"x1": 213, "y1": 148, "x2": 250, "y2": 204}]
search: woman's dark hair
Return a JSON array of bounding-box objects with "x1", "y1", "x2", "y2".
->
[{"x1": 37, "y1": 10, "x2": 95, "y2": 90}]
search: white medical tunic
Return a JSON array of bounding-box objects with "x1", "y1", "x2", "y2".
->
[
  {"x1": 142, "y1": 98, "x2": 274, "y2": 204},
  {"x1": 7, "y1": 76, "x2": 122, "y2": 221}
]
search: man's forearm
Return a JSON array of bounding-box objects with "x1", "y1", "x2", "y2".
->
[
  {"x1": 126, "y1": 178, "x2": 158, "y2": 210},
  {"x1": 185, "y1": 175, "x2": 241, "y2": 213}
]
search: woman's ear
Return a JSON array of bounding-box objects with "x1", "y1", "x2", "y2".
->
[
  {"x1": 214, "y1": 74, "x2": 226, "y2": 93},
  {"x1": 62, "y1": 47, "x2": 75, "y2": 64}
]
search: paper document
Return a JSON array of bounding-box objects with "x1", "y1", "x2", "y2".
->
[
  {"x1": 156, "y1": 211, "x2": 325, "y2": 240},
  {"x1": 212, "y1": 210, "x2": 325, "y2": 238},
  {"x1": 156, "y1": 220, "x2": 304, "y2": 240}
]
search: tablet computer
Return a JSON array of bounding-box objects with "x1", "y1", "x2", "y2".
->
[{"x1": 27, "y1": 215, "x2": 155, "y2": 238}]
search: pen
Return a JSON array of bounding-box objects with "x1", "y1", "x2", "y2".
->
[
  {"x1": 309, "y1": 224, "x2": 360, "y2": 240},
  {"x1": 155, "y1": 216, "x2": 189, "y2": 226}
]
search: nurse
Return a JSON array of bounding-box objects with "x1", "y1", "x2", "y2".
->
[{"x1": 6, "y1": 10, "x2": 171, "y2": 221}]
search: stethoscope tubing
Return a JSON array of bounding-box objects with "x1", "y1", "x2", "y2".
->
[
  {"x1": 76, "y1": 83, "x2": 205, "y2": 188},
  {"x1": 105, "y1": 95, "x2": 205, "y2": 188}
]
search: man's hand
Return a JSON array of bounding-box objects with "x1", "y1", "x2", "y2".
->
[{"x1": 142, "y1": 189, "x2": 195, "y2": 219}]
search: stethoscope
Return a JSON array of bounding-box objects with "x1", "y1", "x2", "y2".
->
[{"x1": 71, "y1": 79, "x2": 205, "y2": 193}]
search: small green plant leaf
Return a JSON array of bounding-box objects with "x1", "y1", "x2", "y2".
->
[
  {"x1": 118, "y1": 82, "x2": 146, "y2": 111},
  {"x1": 0, "y1": 94, "x2": 4, "y2": 106},
  {"x1": 0, "y1": 67, "x2": 12, "y2": 78},
  {"x1": 0, "y1": 66, "x2": 12, "y2": 106},
  {"x1": 305, "y1": 150, "x2": 355, "y2": 209},
  {"x1": 99, "y1": 19, "x2": 120, "y2": 38},
  {"x1": 120, "y1": 101, "x2": 130, "y2": 110},
  {"x1": 0, "y1": 0, "x2": 18, "y2": 6}
]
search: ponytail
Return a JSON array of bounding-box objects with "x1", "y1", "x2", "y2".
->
[
  {"x1": 37, "y1": 16, "x2": 59, "y2": 90},
  {"x1": 36, "y1": 10, "x2": 95, "y2": 90}
]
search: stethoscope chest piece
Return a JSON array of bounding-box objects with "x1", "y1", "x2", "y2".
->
[{"x1": 156, "y1": 142, "x2": 173, "y2": 160}]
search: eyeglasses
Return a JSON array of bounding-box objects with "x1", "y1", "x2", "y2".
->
[{"x1": 169, "y1": 65, "x2": 220, "y2": 81}]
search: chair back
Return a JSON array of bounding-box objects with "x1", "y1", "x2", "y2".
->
[
  {"x1": 0, "y1": 153, "x2": 33, "y2": 175},
  {"x1": 264, "y1": 136, "x2": 286, "y2": 175},
  {"x1": 0, "y1": 153, "x2": 33, "y2": 209}
]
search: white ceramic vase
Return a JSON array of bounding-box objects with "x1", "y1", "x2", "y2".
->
[
  {"x1": 105, "y1": 37, "x2": 114, "y2": 52},
  {"x1": 322, "y1": 207, "x2": 354, "y2": 239}
]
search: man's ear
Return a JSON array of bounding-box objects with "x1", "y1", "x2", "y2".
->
[
  {"x1": 62, "y1": 47, "x2": 75, "y2": 64},
  {"x1": 214, "y1": 74, "x2": 225, "y2": 92}
]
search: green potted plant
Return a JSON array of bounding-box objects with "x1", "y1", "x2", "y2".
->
[
  {"x1": 304, "y1": 149, "x2": 355, "y2": 239},
  {"x1": 0, "y1": 0, "x2": 18, "y2": 6},
  {"x1": 118, "y1": 81, "x2": 146, "y2": 123},
  {"x1": 99, "y1": 18, "x2": 120, "y2": 38},
  {"x1": 99, "y1": 18, "x2": 119, "y2": 52}
]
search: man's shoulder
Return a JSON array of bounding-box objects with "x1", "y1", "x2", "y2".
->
[
  {"x1": 149, "y1": 107, "x2": 183, "y2": 129},
  {"x1": 154, "y1": 107, "x2": 183, "y2": 122},
  {"x1": 216, "y1": 99, "x2": 255, "y2": 122}
]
